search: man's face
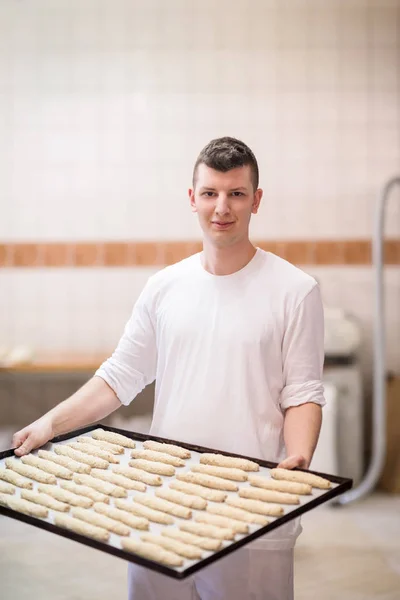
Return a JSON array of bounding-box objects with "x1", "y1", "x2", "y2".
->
[{"x1": 189, "y1": 164, "x2": 262, "y2": 248}]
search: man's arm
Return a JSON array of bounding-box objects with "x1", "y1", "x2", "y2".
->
[
  {"x1": 13, "y1": 377, "x2": 121, "y2": 456},
  {"x1": 278, "y1": 402, "x2": 322, "y2": 469}
]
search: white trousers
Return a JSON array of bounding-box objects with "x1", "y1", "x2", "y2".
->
[{"x1": 127, "y1": 522, "x2": 299, "y2": 600}]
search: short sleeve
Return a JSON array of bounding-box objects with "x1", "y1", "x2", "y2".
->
[
  {"x1": 279, "y1": 284, "x2": 326, "y2": 411},
  {"x1": 95, "y1": 279, "x2": 157, "y2": 406}
]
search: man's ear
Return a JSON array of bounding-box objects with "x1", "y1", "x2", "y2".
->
[
  {"x1": 252, "y1": 188, "x2": 263, "y2": 214},
  {"x1": 189, "y1": 188, "x2": 197, "y2": 213}
]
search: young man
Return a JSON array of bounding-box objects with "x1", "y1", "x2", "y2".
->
[{"x1": 13, "y1": 137, "x2": 325, "y2": 600}]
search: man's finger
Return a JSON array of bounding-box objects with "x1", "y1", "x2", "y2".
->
[
  {"x1": 12, "y1": 430, "x2": 28, "y2": 450},
  {"x1": 14, "y1": 436, "x2": 35, "y2": 457}
]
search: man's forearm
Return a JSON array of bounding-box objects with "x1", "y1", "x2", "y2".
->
[
  {"x1": 47, "y1": 376, "x2": 121, "y2": 437},
  {"x1": 282, "y1": 402, "x2": 322, "y2": 468}
]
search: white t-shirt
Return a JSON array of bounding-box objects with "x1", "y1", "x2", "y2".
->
[{"x1": 96, "y1": 248, "x2": 325, "y2": 464}]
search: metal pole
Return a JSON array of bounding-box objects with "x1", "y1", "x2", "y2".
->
[{"x1": 335, "y1": 176, "x2": 400, "y2": 505}]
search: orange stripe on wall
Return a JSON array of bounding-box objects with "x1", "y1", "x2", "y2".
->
[{"x1": 0, "y1": 240, "x2": 399, "y2": 268}]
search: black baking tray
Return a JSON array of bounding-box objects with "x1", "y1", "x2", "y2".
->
[{"x1": 0, "y1": 423, "x2": 353, "y2": 579}]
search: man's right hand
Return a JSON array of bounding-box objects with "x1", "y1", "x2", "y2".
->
[{"x1": 12, "y1": 415, "x2": 55, "y2": 456}]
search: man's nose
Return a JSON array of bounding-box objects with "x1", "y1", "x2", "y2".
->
[{"x1": 215, "y1": 194, "x2": 230, "y2": 215}]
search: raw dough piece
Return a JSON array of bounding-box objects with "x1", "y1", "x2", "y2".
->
[
  {"x1": 90, "y1": 469, "x2": 146, "y2": 492},
  {"x1": 180, "y1": 521, "x2": 235, "y2": 541},
  {"x1": 71, "y1": 507, "x2": 130, "y2": 536},
  {"x1": 200, "y1": 453, "x2": 259, "y2": 472},
  {"x1": 270, "y1": 468, "x2": 332, "y2": 489},
  {"x1": 5, "y1": 458, "x2": 56, "y2": 484},
  {"x1": 0, "y1": 468, "x2": 33, "y2": 489},
  {"x1": 94, "y1": 502, "x2": 149, "y2": 530},
  {"x1": 37, "y1": 483, "x2": 93, "y2": 508},
  {"x1": 67, "y1": 442, "x2": 119, "y2": 464},
  {"x1": 176, "y1": 472, "x2": 238, "y2": 492},
  {"x1": 131, "y1": 449, "x2": 185, "y2": 468},
  {"x1": 129, "y1": 459, "x2": 175, "y2": 477},
  {"x1": 161, "y1": 528, "x2": 222, "y2": 551},
  {"x1": 121, "y1": 538, "x2": 183, "y2": 567},
  {"x1": 38, "y1": 450, "x2": 91, "y2": 474},
  {"x1": 54, "y1": 513, "x2": 109, "y2": 542},
  {"x1": 0, "y1": 492, "x2": 48, "y2": 518},
  {"x1": 141, "y1": 533, "x2": 203, "y2": 560},
  {"x1": 76, "y1": 436, "x2": 124, "y2": 454},
  {"x1": 72, "y1": 474, "x2": 127, "y2": 498},
  {"x1": 21, "y1": 489, "x2": 70, "y2": 512},
  {"x1": 0, "y1": 480, "x2": 15, "y2": 495},
  {"x1": 194, "y1": 512, "x2": 248, "y2": 534},
  {"x1": 170, "y1": 480, "x2": 226, "y2": 502},
  {"x1": 207, "y1": 503, "x2": 269, "y2": 526},
  {"x1": 191, "y1": 464, "x2": 247, "y2": 482},
  {"x1": 248, "y1": 474, "x2": 312, "y2": 495},
  {"x1": 92, "y1": 429, "x2": 136, "y2": 449},
  {"x1": 133, "y1": 493, "x2": 191, "y2": 519},
  {"x1": 21, "y1": 454, "x2": 73, "y2": 480},
  {"x1": 155, "y1": 488, "x2": 207, "y2": 510},
  {"x1": 60, "y1": 481, "x2": 109, "y2": 504},
  {"x1": 115, "y1": 498, "x2": 174, "y2": 525},
  {"x1": 239, "y1": 487, "x2": 300, "y2": 505},
  {"x1": 143, "y1": 440, "x2": 191, "y2": 459},
  {"x1": 112, "y1": 465, "x2": 162, "y2": 486},
  {"x1": 225, "y1": 496, "x2": 283, "y2": 517},
  {"x1": 54, "y1": 445, "x2": 109, "y2": 469}
]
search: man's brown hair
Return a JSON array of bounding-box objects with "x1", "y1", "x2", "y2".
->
[{"x1": 192, "y1": 137, "x2": 259, "y2": 191}]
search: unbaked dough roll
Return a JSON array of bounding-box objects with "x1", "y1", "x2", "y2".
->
[
  {"x1": 92, "y1": 429, "x2": 136, "y2": 449},
  {"x1": 21, "y1": 489, "x2": 70, "y2": 512},
  {"x1": 143, "y1": 440, "x2": 191, "y2": 459},
  {"x1": 161, "y1": 528, "x2": 222, "y2": 551},
  {"x1": 71, "y1": 507, "x2": 130, "y2": 536},
  {"x1": 155, "y1": 488, "x2": 207, "y2": 510},
  {"x1": 66, "y1": 442, "x2": 119, "y2": 464},
  {"x1": 115, "y1": 498, "x2": 174, "y2": 525},
  {"x1": 270, "y1": 468, "x2": 332, "y2": 489},
  {"x1": 191, "y1": 464, "x2": 248, "y2": 482},
  {"x1": 72, "y1": 474, "x2": 127, "y2": 498},
  {"x1": 0, "y1": 480, "x2": 15, "y2": 495},
  {"x1": 194, "y1": 512, "x2": 248, "y2": 534},
  {"x1": 0, "y1": 468, "x2": 33, "y2": 489},
  {"x1": 38, "y1": 483, "x2": 93, "y2": 508},
  {"x1": 5, "y1": 458, "x2": 56, "y2": 484},
  {"x1": 54, "y1": 513, "x2": 109, "y2": 542},
  {"x1": 59, "y1": 481, "x2": 109, "y2": 504},
  {"x1": 21, "y1": 454, "x2": 73, "y2": 480},
  {"x1": 200, "y1": 453, "x2": 259, "y2": 472},
  {"x1": 129, "y1": 459, "x2": 175, "y2": 477},
  {"x1": 239, "y1": 486, "x2": 300, "y2": 505},
  {"x1": 248, "y1": 474, "x2": 312, "y2": 495},
  {"x1": 54, "y1": 445, "x2": 109, "y2": 469},
  {"x1": 112, "y1": 465, "x2": 162, "y2": 486},
  {"x1": 225, "y1": 496, "x2": 283, "y2": 517},
  {"x1": 76, "y1": 436, "x2": 124, "y2": 454},
  {"x1": 207, "y1": 502, "x2": 269, "y2": 526},
  {"x1": 38, "y1": 450, "x2": 91, "y2": 474},
  {"x1": 141, "y1": 533, "x2": 203, "y2": 560},
  {"x1": 176, "y1": 472, "x2": 238, "y2": 492},
  {"x1": 0, "y1": 492, "x2": 48, "y2": 518},
  {"x1": 133, "y1": 493, "x2": 191, "y2": 519},
  {"x1": 121, "y1": 538, "x2": 183, "y2": 567},
  {"x1": 90, "y1": 469, "x2": 146, "y2": 492},
  {"x1": 180, "y1": 521, "x2": 235, "y2": 541},
  {"x1": 170, "y1": 480, "x2": 226, "y2": 502},
  {"x1": 93, "y1": 502, "x2": 149, "y2": 530},
  {"x1": 131, "y1": 449, "x2": 185, "y2": 468}
]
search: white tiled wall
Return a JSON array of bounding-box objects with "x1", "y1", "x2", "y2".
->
[{"x1": 0, "y1": 0, "x2": 399, "y2": 371}]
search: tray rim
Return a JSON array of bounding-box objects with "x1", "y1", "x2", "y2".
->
[{"x1": 0, "y1": 423, "x2": 353, "y2": 580}]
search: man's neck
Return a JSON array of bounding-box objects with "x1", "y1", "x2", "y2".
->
[{"x1": 201, "y1": 239, "x2": 257, "y2": 276}]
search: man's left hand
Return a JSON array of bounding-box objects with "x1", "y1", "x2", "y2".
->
[{"x1": 277, "y1": 454, "x2": 309, "y2": 470}]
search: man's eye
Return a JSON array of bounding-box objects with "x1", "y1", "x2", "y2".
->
[
  {"x1": 203, "y1": 192, "x2": 215, "y2": 197},
  {"x1": 232, "y1": 192, "x2": 244, "y2": 197}
]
